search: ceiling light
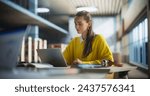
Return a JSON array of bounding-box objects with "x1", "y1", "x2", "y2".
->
[
  {"x1": 76, "y1": 6, "x2": 98, "y2": 12},
  {"x1": 37, "y1": 8, "x2": 50, "y2": 13}
]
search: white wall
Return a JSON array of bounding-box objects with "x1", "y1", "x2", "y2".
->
[{"x1": 122, "y1": 0, "x2": 147, "y2": 31}]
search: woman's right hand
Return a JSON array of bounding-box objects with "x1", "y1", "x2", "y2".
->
[
  {"x1": 71, "y1": 58, "x2": 83, "y2": 68},
  {"x1": 72, "y1": 58, "x2": 83, "y2": 65}
]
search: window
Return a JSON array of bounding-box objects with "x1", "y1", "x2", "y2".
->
[{"x1": 128, "y1": 18, "x2": 148, "y2": 68}]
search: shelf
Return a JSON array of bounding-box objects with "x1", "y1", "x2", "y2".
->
[{"x1": 0, "y1": 0, "x2": 68, "y2": 35}]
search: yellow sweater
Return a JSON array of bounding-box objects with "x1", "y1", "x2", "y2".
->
[{"x1": 63, "y1": 34, "x2": 114, "y2": 65}]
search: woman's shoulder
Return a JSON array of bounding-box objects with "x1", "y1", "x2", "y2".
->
[
  {"x1": 69, "y1": 36, "x2": 80, "y2": 43},
  {"x1": 94, "y1": 34, "x2": 108, "y2": 46},
  {"x1": 95, "y1": 34, "x2": 105, "y2": 40}
]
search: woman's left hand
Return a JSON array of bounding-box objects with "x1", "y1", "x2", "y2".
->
[{"x1": 72, "y1": 58, "x2": 83, "y2": 65}]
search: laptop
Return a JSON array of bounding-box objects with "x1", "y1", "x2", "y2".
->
[
  {"x1": 37, "y1": 48, "x2": 68, "y2": 67},
  {"x1": 0, "y1": 27, "x2": 27, "y2": 70}
]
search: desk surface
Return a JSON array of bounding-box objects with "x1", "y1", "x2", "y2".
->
[
  {"x1": 0, "y1": 67, "x2": 108, "y2": 79},
  {"x1": 0, "y1": 66, "x2": 137, "y2": 79},
  {"x1": 109, "y1": 66, "x2": 137, "y2": 73}
]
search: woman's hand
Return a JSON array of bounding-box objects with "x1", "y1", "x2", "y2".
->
[
  {"x1": 101, "y1": 60, "x2": 123, "y2": 67},
  {"x1": 72, "y1": 58, "x2": 83, "y2": 65}
]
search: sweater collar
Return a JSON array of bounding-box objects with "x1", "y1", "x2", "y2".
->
[{"x1": 79, "y1": 36, "x2": 84, "y2": 43}]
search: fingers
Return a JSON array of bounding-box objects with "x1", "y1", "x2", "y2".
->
[
  {"x1": 72, "y1": 59, "x2": 82, "y2": 65},
  {"x1": 72, "y1": 60, "x2": 78, "y2": 65},
  {"x1": 71, "y1": 59, "x2": 79, "y2": 68}
]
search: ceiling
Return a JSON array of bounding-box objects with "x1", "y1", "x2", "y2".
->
[{"x1": 38, "y1": 0, "x2": 128, "y2": 28}]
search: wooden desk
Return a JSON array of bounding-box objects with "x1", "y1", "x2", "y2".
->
[
  {"x1": 0, "y1": 66, "x2": 137, "y2": 79},
  {"x1": 107, "y1": 66, "x2": 137, "y2": 79},
  {"x1": 0, "y1": 67, "x2": 109, "y2": 79},
  {"x1": 109, "y1": 66, "x2": 137, "y2": 73}
]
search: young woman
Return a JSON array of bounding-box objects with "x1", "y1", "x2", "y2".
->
[{"x1": 63, "y1": 11, "x2": 114, "y2": 66}]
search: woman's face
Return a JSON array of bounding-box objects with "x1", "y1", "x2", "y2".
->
[{"x1": 74, "y1": 16, "x2": 89, "y2": 34}]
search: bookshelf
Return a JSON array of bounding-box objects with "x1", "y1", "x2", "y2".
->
[
  {"x1": 0, "y1": 0, "x2": 68, "y2": 35},
  {"x1": 0, "y1": 0, "x2": 69, "y2": 63}
]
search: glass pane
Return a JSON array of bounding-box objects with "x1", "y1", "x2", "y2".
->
[
  {"x1": 145, "y1": 18, "x2": 148, "y2": 42},
  {"x1": 128, "y1": 18, "x2": 148, "y2": 66},
  {"x1": 139, "y1": 23, "x2": 142, "y2": 43}
]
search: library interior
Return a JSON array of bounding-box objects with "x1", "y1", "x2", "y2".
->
[{"x1": 0, "y1": 0, "x2": 150, "y2": 79}]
